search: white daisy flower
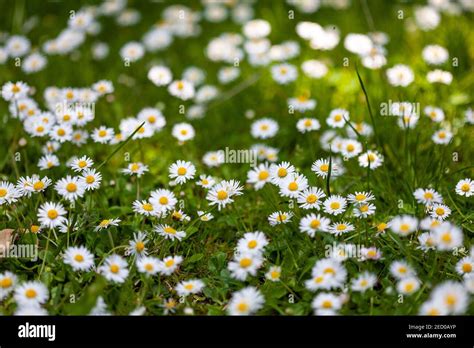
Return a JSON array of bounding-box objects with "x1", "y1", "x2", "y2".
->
[
  {"x1": 433, "y1": 222, "x2": 463, "y2": 251},
  {"x1": 125, "y1": 231, "x2": 148, "y2": 257},
  {"x1": 168, "y1": 80, "x2": 195, "y2": 100},
  {"x1": 228, "y1": 252, "x2": 264, "y2": 281},
  {"x1": 227, "y1": 287, "x2": 264, "y2": 315},
  {"x1": 172, "y1": 122, "x2": 195, "y2": 142},
  {"x1": 327, "y1": 109, "x2": 349, "y2": 128},
  {"x1": 154, "y1": 224, "x2": 186, "y2": 241},
  {"x1": 175, "y1": 279, "x2": 205, "y2": 297},
  {"x1": 323, "y1": 195, "x2": 347, "y2": 216},
  {"x1": 271, "y1": 63, "x2": 297, "y2": 84},
  {"x1": 386, "y1": 64, "x2": 414, "y2": 87},
  {"x1": 397, "y1": 277, "x2": 421, "y2": 295},
  {"x1": 157, "y1": 255, "x2": 183, "y2": 276},
  {"x1": 206, "y1": 180, "x2": 243, "y2": 210},
  {"x1": 0, "y1": 271, "x2": 18, "y2": 300},
  {"x1": 169, "y1": 160, "x2": 196, "y2": 184},
  {"x1": 351, "y1": 271, "x2": 377, "y2": 292},
  {"x1": 136, "y1": 256, "x2": 160, "y2": 276},
  {"x1": 80, "y1": 169, "x2": 102, "y2": 191},
  {"x1": 69, "y1": 156, "x2": 94, "y2": 172},
  {"x1": 196, "y1": 174, "x2": 215, "y2": 189},
  {"x1": 413, "y1": 188, "x2": 443, "y2": 206},
  {"x1": 455, "y1": 178, "x2": 473, "y2": 197},
  {"x1": 429, "y1": 203, "x2": 451, "y2": 220},
  {"x1": 99, "y1": 254, "x2": 129, "y2": 283},
  {"x1": 0, "y1": 181, "x2": 21, "y2": 205},
  {"x1": 14, "y1": 281, "x2": 48, "y2": 306},
  {"x1": 297, "y1": 187, "x2": 326, "y2": 210},
  {"x1": 54, "y1": 175, "x2": 86, "y2": 202},
  {"x1": 63, "y1": 246, "x2": 94, "y2": 271},
  {"x1": 269, "y1": 161, "x2": 295, "y2": 185},
  {"x1": 38, "y1": 201, "x2": 67, "y2": 228},
  {"x1": 265, "y1": 266, "x2": 282, "y2": 282},
  {"x1": 312, "y1": 293, "x2": 343, "y2": 314},
  {"x1": 91, "y1": 126, "x2": 114, "y2": 144},
  {"x1": 299, "y1": 213, "x2": 331, "y2": 237},
  {"x1": 430, "y1": 281, "x2": 468, "y2": 314},
  {"x1": 95, "y1": 218, "x2": 121, "y2": 231},
  {"x1": 236, "y1": 231, "x2": 269, "y2": 255},
  {"x1": 247, "y1": 163, "x2": 271, "y2": 190},
  {"x1": 358, "y1": 150, "x2": 384, "y2": 169},
  {"x1": 268, "y1": 211, "x2": 293, "y2": 226},
  {"x1": 121, "y1": 162, "x2": 149, "y2": 177},
  {"x1": 149, "y1": 189, "x2": 177, "y2": 213},
  {"x1": 251, "y1": 118, "x2": 279, "y2": 139}
]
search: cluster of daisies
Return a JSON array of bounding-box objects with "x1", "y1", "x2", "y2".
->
[{"x1": 0, "y1": 0, "x2": 473, "y2": 317}]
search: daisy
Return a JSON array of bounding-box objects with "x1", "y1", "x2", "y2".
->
[
  {"x1": 353, "y1": 203, "x2": 376, "y2": 218},
  {"x1": 172, "y1": 122, "x2": 195, "y2": 142},
  {"x1": 288, "y1": 95, "x2": 317, "y2": 113},
  {"x1": 121, "y1": 162, "x2": 149, "y2": 177},
  {"x1": 389, "y1": 215, "x2": 418, "y2": 236},
  {"x1": 271, "y1": 63, "x2": 297, "y2": 84},
  {"x1": 431, "y1": 281, "x2": 469, "y2": 314},
  {"x1": 202, "y1": 151, "x2": 224, "y2": 167},
  {"x1": 236, "y1": 231, "x2": 269, "y2": 254},
  {"x1": 418, "y1": 232, "x2": 437, "y2": 251},
  {"x1": 69, "y1": 156, "x2": 94, "y2": 172},
  {"x1": 161, "y1": 298, "x2": 178, "y2": 315},
  {"x1": 323, "y1": 195, "x2": 347, "y2": 216},
  {"x1": 55, "y1": 175, "x2": 86, "y2": 202},
  {"x1": 95, "y1": 218, "x2": 121, "y2": 231},
  {"x1": 125, "y1": 231, "x2": 148, "y2": 257},
  {"x1": 341, "y1": 139, "x2": 363, "y2": 158},
  {"x1": 419, "y1": 300, "x2": 449, "y2": 316},
  {"x1": 91, "y1": 126, "x2": 114, "y2": 144},
  {"x1": 49, "y1": 124, "x2": 73, "y2": 143},
  {"x1": 14, "y1": 281, "x2": 48, "y2": 306},
  {"x1": 433, "y1": 222, "x2": 463, "y2": 251},
  {"x1": 247, "y1": 163, "x2": 271, "y2": 190},
  {"x1": 80, "y1": 169, "x2": 102, "y2": 191},
  {"x1": 311, "y1": 158, "x2": 343, "y2": 178},
  {"x1": 455, "y1": 256, "x2": 474, "y2": 275},
  {"x1": 175, "y1": 279, "x2": 205, "y2": 297},
  {"x1": 228, "y1": 252, "x2": 264, "y2": 281},
  {"x1": 38, "y1": 154, "x2": 60, "y2": 171},
  {"x1": 0, "y1": 271, "x2": 18, "y2": 300},
  {"x1": 265, "y1": 266, "x2": 282, "y2": 282},
  {"x1": 133, "y1": 200, "x2": 159, "y2": 216},
  {"x1": 422, "y1": 44, "x2": 448, "y2": 65},
  {"x1": 243, "y1": 19, "x2": 271, "y2": 39},
  {"x1": 297, "y1": 187, "x2": 326, "y2": 210},
  {"x1": 148, "y1": 65, "x2": 173, "y2": 86},
  {"x1": 296, "y1": 118, "x2": 320, "y2": 133},
  {"x1": 269, "y1": 161, "x2": 295, "y2": 185},
  {"x1": 427, "y1": 69, "x2": 452, "y2": 84},
  {"x1": 351, "y1": 271, "x2": 377, "y2": 292},
  {"x1": 390, "y1": 260, "x2": 416, "y2": 279},
  {"x1": 312, "y1": 293, "x2": 342, "y2": 314},
  {"x1": 171, "y1": 209, "x2": 190, "y2": 222},
  {"x1": 424, "y1": 106, "x2": 445, "y2": 122},
  {"x1": 157, "y1": 255, "x2": 183, "y2": 276},
  {"x1": 149, "y1": 189, "x2": 177, "y2": 213},
  {"x1": 136, "y1": 256, "x2": 160, "y2": 276},
  {"x1": 137, "y1": 107, "x2": 166, "y2": 131},
  {"x1": 268, "y1": 211, "x2": 293, "y2": 226},
  {"x1": 432, "y1": 129, "x2": 453, "y2": 145},
  {"x1": 227, "y1": 287, "x2": 264, "y2": 315},
  {"x1": 196, "y1": 174, "x2": 215, "y2": 189},
  {"x1": 169, "y1": 160, "x2": 196, "y2": 184},
  {"x1": 168, "y1": 80, "x2": 195, "y2": 100},
  {"x1": 155, "y1": 224, "x2": 186, "y2": 241},
  {"x1": 299, "y1": 213, "x2": 331, "y2": 237},
  {"x1": 197, "y1": 210, "x2": 213, "y2": 222},
  {"x1": 92, "y1": 80, "x2": 114, "y2": 95},
  {"x1": 206, "y1": 180, "x2": 243, "y2": 210},
  {"x1": 397, "y1": 277, "x2": 421, "y2": 295},
  {"x1": 120, "y1": 41, "x2": 145, "y2": 62},
  {"x1": 329, "y1": 221, "x2": 355, "y2": 236},
  {"x1": 38, "y1": 201, "x2": 67, "y2": 228},
  {"x1": 279, "y1": 173, "x2": 308, "y2": 198},
  {"x1": 413, "y1": 188, "x2": 443, "y2": 206},
  {"x1": 327, "y1": 109, "x2": 349, "y2": 128},
  {"x1": 98, "y1": 254, "x2": 129, "y2": 283},
  {"x1": 251, "y1": 118, "x2": 279, "y2": 139},
  {"x1": 0, "y1": 181, "x2": 21, "y2": 205},
  {"x1": 360, "y1": 246, "x2": 382, "y2": 260},
  {"x1": 386, "y1": 64, "x2": 414, "y2": 87},
  {"x1": 429, "y1": 203, "x2": 451, "y2": 220},
  {"x1": 1, "y1": 81, "x2": 29, "y2": 101},
  {"x1": 358, "y1": 150, "x2": 384, "y2": 169},
  {"x1": 455, "y1": 178, "x2": 473, "y2": 197},
  {"x1": 63, "y1": 246, "x2": 94, "y2": 271},
  {"x1": 347, "y1": 191, "x2": 375, "y2": 205}
]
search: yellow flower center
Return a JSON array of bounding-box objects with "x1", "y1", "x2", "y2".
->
[
  {"x1": 99, "y1": 219, "x2": 110, "y2": 227},
  {"x1": 237, "y1": 302, "x2": 248, "y2": 312},
  {"x1": 310, "y1": 219, "x2": 320, "y2": 229},
  {"x1": 66, "y1": 183, "x2": 77, "y2": 192},
  {"x1": 184, "y1": 284, "x2": 194, "y2": 290},
  {"x1": 270, "y1": 271, "x2": 280, "y2": 279},
  {"x1": 159, "y1": 196, "x2": 169, "y2": 205},
  {"x1": 306, "y1": 194, "x2": 317, "y2": 204},
  {"x1": 435, "y1": 207, "x2": 445, "y2": 216},
  {"x1": 346, "y1": 144, "x2": 355, "y2": 152},
  {"x1": 336, "y1": 224, "x2": 346, "y2": 231},
  {"x1": 248, "y1": 240, "x2": 257, "y2": 249},
  {"x1": 130, "y1": 163, "x2": 140, "y2": 171},
  {"x1": 57, "y1": 128, "x2": 66, "y2": 136},
  {"x1": 86, "y1": 175, "x2": 95, "y2": 184},
  {"x1": 277, "y1": 168, "x2": 287, "y2": 177},
  {"x1": 47, "y1": 209, "x2": 58, "y2": 219},
  {"x1": 145, "y1": 263, "x2": 154, "y2": 272},
  {"x1": 0, "y1": 277, "x2": 12, "y2": 288},
  {"x1": 322, "y1": 300, "x2": 333, "y2": 309},
  {"x1": 330, "y1": 202, "x2": 340, "y2": 210},
  {"x1": 25, "y1": 289, "x2": 37, "y2": 298},
  {"x1": 320, "y1": 164, "x2": 329, "y2": 172},
  {"x1": 30, "y1": 225, "x2": 40, "y2": 233},
  {"x1": 304, "y1": 119, "x2": 312, "y2": 127},
  {"x1": 258, "y1": 170, "x2": 269, "y2": 180},
  {"x1": 110, "y1": 264, "x2": 119, "y2": 273},
  {"x1": 461, "y1": 183, "x2": 470, "y2": 192},
  {"x1": 177, "y1": 167, "x2": 187, "y2": 176},
  {"x1": 217, "y1": 190, "x2": 228, "y2": 200},
  {"x1": 288, "y1": 182, "x2": 298, "y2": 191},
  {"x1": 33, "y1": 181, "x2": 45, "y2": 191},
  {"x1": 424, "y1": 192, "x2": 433, "y2": 199},
  {"x1": 462, "y1": 263, "x2": 472, "y2": 273},
  {"x1": 98, "y1": 130, "x2": 107, "y2": 137},
  {"x1": 165, "y1": 259, "x2": 175, "y2": 268},
  {"x1": 334, "y1": 114, "x2": 342, "y2": 122},
  {"x1": 135, "y1": 242, "x2": 145, "y2": 252},
  {"x1": 164, "y1": 227, "x2": 176, "y2": 235},
  {"x1": 239, "y1": 258, "x2": 252, "y2": 268},
  {"x1": 78, "y1": 160, "x2": 87, "y2": 168},
  {"x1": 142, "y1": 203, "x2": 153, "y2": 211},
  {"x1": 441, "y1": 232, "x2": 452, "y2": 243},
  {"x1": 324, "y1": 267, "x2": 335, "y2": 275},
  {"x1": 0, "y1": 188, "x2": 7, "y2": 197},
  {"x1": 74, "y1": 254, "x2": 84, "y2": 262}
]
